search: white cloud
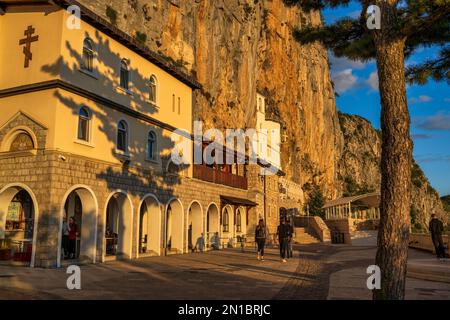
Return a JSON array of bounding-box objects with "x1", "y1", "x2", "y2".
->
[
  {"x1": 366, "y1": 71, "x2": 379, "y2": 91},
  {"x1": 332, "y1": 68, "x2": 358, "y2": 93},
  {"x1": 410, "y1": 95, "x2": 433, "y2": 104},
  {"x1": 329, "y1": 55, "x2": 366, "y2": 72},
  {"x1": 414, "y1": 112, "x2": 450, "y2": 130}
]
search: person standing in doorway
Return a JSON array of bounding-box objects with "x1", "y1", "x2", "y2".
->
[
  {"x1": 68, "y1": 217, "x2": 78, "y2": 259},
  {"x1": 255, "y1": 219, "x2": 268, "y2": 261},
  {"x1": 429, "y1": 214, "x2": 446, "y2": 259},
  {"x1": 277, "y1": 218, "x2": 289, "y2": 263},
  {"x1": 62, "y1": 216, "x2": 70, "y2": 259}
]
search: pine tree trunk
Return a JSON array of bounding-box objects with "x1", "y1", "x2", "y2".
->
[{"x1": 373, "y1": 1, "x2": 412, "y2": 300}]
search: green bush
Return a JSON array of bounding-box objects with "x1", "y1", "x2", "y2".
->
[
  {"x1": 305, "y1": 184, "x2": 325, "y2": 218},
  {"x1": 135, "y1": 31, "x2": 147, "y2": 44}
]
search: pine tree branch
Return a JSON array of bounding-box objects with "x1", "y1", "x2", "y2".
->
[
  {"x1": 293, "y1": 18, "x2": 376, "y2": 60},
  {"x1": 400, "y1": 1, "x2": 450, "y2": 38},
  {"x1": 406, "y1": 46, "x2": 450, "y2": 84}
]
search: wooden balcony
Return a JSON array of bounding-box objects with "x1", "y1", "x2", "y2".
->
[{"x1": 193, "y1": 165, "x2": 248, "y2": 190}]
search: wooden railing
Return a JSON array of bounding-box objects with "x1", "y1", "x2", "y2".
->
[{"x1": 193, "y1": 165, "x2": 248, "y2": 189}]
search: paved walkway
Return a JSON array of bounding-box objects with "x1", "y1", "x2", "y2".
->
[
  {"x1": 0, "y1": 244, "x2": 449, "y2": 300},
  {"x1": 327, "y1": 246, "x2": 450, "y2": 300}
]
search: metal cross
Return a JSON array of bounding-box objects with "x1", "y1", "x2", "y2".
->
[{"x1": 19, "y1": 25, "x2": 39, "y2": 68}]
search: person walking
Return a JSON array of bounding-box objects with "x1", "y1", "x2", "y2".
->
[
  {"x1": 429, "y1": 214, "x2": 446, "y2": 259},
  {"x1": 277, "y1": 218, "x2": 289, "y2": 262},
  {"x1": 286, "y1": 218, "x2": 294, "y2": 259},
  {"x1": 255, "y1": 219, "x2": 268, "y2": 261},
  {"x1": 68, "y1": 217, "x2": 78, "y2": 259}
]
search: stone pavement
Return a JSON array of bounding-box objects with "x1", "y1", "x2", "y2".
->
[
  {"x1": 327, "y1": 246, "x2": 450, "y2": 300},
  {"x1": 0, "y1": 248, "x2": 303, "y2": 300},
  {"x1": 0, "y1": 244, "x2": 449, "y2": 300}
]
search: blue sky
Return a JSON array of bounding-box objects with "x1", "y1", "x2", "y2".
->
[{"x1": 322, "y1": 2, "x2": 450, "y2": 196}]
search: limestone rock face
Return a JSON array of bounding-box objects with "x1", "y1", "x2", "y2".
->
[
  {"x1": 80, "y1": 0, "x2": 342, "y2": 198},
  {"x1": 79, "y1": 0, "x2": 444, "y2": 225},
  {"x1": 337, "y1": 113, "x2": 447, "y2": 230}
]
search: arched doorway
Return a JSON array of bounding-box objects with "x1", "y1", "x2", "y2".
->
[
  {"x1": 206, "y1": 203, "x2": 220, "y2": 250},
  {"x1": 236, "y1": 207, "x2": 246, "y2": 236},
  {"x1": 138, "y1": 195, "x2": 161, "y2": 256},
  {"x1": 221, "y1": 205, "x2": 234, "y2": 248},
  {"x1": 0, "y1": 184, "x2": 37, "y2": 267},
  {"x1": 105, "y1": 192, "x2": 133, "y2": 259},
  {"x1": 165, "y1": 199, "x2": 183, "y2": 255},
  {"x1": 60, "y1": 187, "x2": 97, "y2": 264},
  {"x1": 187, "y1": 201, "x2": 203, "y2": 253}
]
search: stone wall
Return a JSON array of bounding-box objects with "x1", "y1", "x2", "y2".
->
[{"x1": 0, "y1": 148, "x2": 263, "y2": 267}]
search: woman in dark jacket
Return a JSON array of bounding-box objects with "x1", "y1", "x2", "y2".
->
[{"x1": 255, "y1": 219, "x2": 268, "y2": 261}]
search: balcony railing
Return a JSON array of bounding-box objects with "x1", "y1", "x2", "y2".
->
[{"x1": 193, "y1": 165, "x2": 248, "y2": 190}]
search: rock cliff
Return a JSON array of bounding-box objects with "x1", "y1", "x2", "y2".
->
[{"x1": 337, "y1": 112, "x2": 447, "y2": 230}]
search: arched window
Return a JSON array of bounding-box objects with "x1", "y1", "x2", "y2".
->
[
  {"x1": 236, "y1": 210, "x2": 242, "y2": 233},
  {"x1": 149, "y1": 75, "x2": 157, "y2": 104},
  {"x1": 117, "y1": 120, "x2": 128, "y2": 152},
  {"x1": 77, "y1": 106, "x2": 91, "y2": 142},
  {"x1": 82, "y1": 38, "x2": 95, "y2": 72},
  {"x1": 146, "y1": 131, "x2": 157, "y2": 160},
  {"x1": 120, "y1": 59, "x2": 130, "y2": 90},
  {"x1": 223, "y1": 210, "x2": 229, "y2": 233}
]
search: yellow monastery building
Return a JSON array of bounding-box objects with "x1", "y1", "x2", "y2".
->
[{"x1": 0, "y1": 0, "x2": 303, "y2": 268}]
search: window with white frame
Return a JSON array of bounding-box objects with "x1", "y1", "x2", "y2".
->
[
  {"x1": 77, "y1": 106, "x2": 91, "y2": 142},
  {"x1": 223, "y1": 210, "x2": 229, "y2": 233},
  {"x1": 146, "y1": 130, "x2": 157, "y2": 160},
  {"x1": 149, "y1": 75, "x2": 157, "y2": 104},
  {"x1": 82, "y1": 38, "x2": 95, "y2": 72},
  {"x1": 236, "y1": 210, "x2": 242, "y2": 233},
  {"x1": 120, "y1": 59, "x2": 130, "y2": 90},
  {"x1": 117, "y1": 120, "x2": 128, "y2": 153}
]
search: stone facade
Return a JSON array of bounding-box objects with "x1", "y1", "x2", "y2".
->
[{"x1": 0, "y1": 145, "x2": 301, "y2": 267}]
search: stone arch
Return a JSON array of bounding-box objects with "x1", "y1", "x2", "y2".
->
[
  {"x1": 104, "y1": 191, "x2": 133, "y2": 259},
  {"x1": 138, "y1": 193, "x2": 162, "y2": 257},
  {"x1": 165, "y1": 198, "x2": 184, "y2": 255},
  {"x1": 206, "y1": 202, "x2": 220, "y2": 250},
  {"x1": 58, "y1": 185, "x2": 98, "y2": 266},
  {"x1": 236, "y1": 206, "x2": 247, "y2": 236},
  {"x1": 221, "y1": 205, "x2": 234, "y2": 247},
  {"x1": 0, "y1": 183, "x2": 39, "y2": 267},
  {"x1": 0, "y1": 126, "x2": 38, "y2": 152},
  {"x1": 187, "y1": 201, "x2": 203, "y2": 253}
]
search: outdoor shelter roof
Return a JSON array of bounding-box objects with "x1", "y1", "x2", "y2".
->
[{"x1": 322, "y1": 192, "x2": 380, "y2": 209}]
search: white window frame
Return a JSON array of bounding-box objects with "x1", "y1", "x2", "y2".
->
[
  {"x1": 147, "y1": 75, "x2": 158, "y2": 106},
  {"x1": 75, "y1": 106, "x2": 93, "y2": 144},
  {"x1": 146, "y1": 130, "x2": 158, "y2": 162},
  {"x1": 117, "y1": 58, "x2": 133, "y2": 95},
  {"x1": 116, "y1": 119, "x2": 130, "y2": 155},
  {"x1": 79, "y1": 37, "x2": 98, "y2": 79}
]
